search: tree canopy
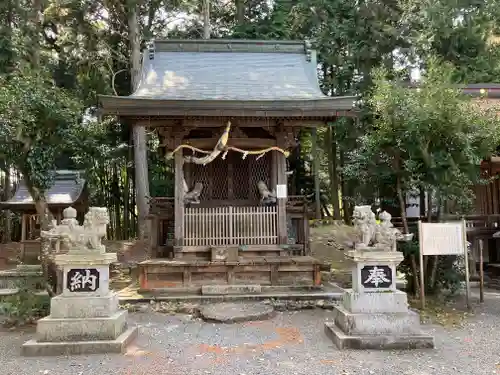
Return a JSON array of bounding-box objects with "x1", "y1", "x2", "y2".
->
[
  {"x1": 348, "y1": 58, "x2": 500, "y2": 231},
  {"x1": 0, "y1": 0, "x2": 499, "y2": 241}
]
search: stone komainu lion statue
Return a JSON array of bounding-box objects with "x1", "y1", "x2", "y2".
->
[
  {"x1": 257, "y1": 181, "x2": 277, "y2": 206},
  {"x1": 352, "y1": 205, "x2": 377, "y2": 247},
  {"x1": 83, "y1": 207, "x2": 110, "y2": 252},
  {"x1": 42, "y1": 206, "x2": 110, "y2": 253}
]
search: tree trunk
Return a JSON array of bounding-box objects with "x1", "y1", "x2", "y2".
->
[
  {"x1": 429, "y1": 193, "x2": 441, "y2": 289},
  {"x1": 396, "y1": 174, "x2": 408, "y2": 234},
  {"x1": 29, "y1": 0, "x2": 43, "y2": 68},
  {"x1": 396, "y1": 173, "x2": 419, "y2": 295},
  {"x1": 128, "y1": 2, "x2": 150, "y2": 240},
  {"x1": 124, "y1": 142, "x2": 131, "y2": 238},
  {"x1": 0, "y1": 0, "x2": 14, "y2": 74},
  {"x1": 24, "y1": 178, "x2": 55, "y2": 297},
  {"x1": 410, "y1": 254, "x2": 420, "y2": 296},
  {"x1": 340, "y1": 149, "x2": 349, "y2": 223},
  {"x1": 426, "y1": 190, "x2": 432, "y2": 222},
  {"x1": 326, "y1": 125, "x2": 341, "y2": 219},
  {"x1": 3, "y1": 169, "x2": 11, "y2": 242},
  {"x1": 235, "y1": 0, "x2": 245, "y2": 25},
  {"x1": 112, "y1": 163, "x2": 121, "y2": 239},
  {"x1": 419, "y1": 187, "x2": 425, "y2": 217},
  {"x1": 202, "y1": 0, "x2": 210, "y2": 39}
]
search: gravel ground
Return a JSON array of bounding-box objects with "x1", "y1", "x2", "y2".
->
[{"x1": 2, "y1": 291, "x2": 500, "y2": 375}]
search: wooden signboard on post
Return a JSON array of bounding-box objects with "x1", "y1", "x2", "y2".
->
[{"x1": 418, "y1": 220, "x2": 470, "y2": 309}]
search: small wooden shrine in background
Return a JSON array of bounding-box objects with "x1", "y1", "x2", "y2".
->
[
  {"x1": 100, "y1": 39, "x2": 357, "y2": 292},
  {"x1": 0, "y1": 170, "x2": 88, "y2": 263}
]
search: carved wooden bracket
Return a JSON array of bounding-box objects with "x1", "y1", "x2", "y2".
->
[
  {"x1": 283, "y1": 127, "x2": 299, "y2": 148},
  {"x1": 158, "y1": 121, "x2": 190, "y2": 149},
  {"x1": 228, "y1": 126, "x2": 247, "y2": 138}
]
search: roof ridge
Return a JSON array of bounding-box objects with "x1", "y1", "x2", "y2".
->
[{"x1": 152, "y1": 39, "x2": 312, "y2": 54}]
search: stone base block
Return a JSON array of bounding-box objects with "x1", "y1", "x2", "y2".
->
[
  {"x1": 21, "y1": 326, "x2": 137, "y2": 356},
  {"x1": 333, "y1": 304, "x2": 420, "y2": 336},
  {"x1": 201, "y1": 284, "x2": 262, "y2": 295},
  {"x1": 50, "y1": 293, "x2": 119, "y2": 318},
  {"x1": 36, "y1": 310, "x2": 127, "y2": 342},
  {"x1": 325, "y1": 322, "x2": 434, "y2": 350},
  {"x1": 342, "y1": 289, "x2": 409, "y2": 313}
]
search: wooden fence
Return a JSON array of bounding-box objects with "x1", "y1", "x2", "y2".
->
[{"x1": 184, "y1": 206, "x2": 278, "y2": 246}]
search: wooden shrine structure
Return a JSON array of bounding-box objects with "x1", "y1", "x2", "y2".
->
[
  {"x1": 99, "y1": 39, "x2": 356, "y2": 292},
  {"x1": 0, "y1": 170, "x2": 88, "y2": 263}
]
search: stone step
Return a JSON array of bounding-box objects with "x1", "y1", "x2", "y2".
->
[
  {"x1": 201, "y1": 284, "x2": 262, "y2": 295},
  {"x1": 325, "y1": 322, "x2": 435, "y2": 350},
  {"x1": 0, "y1": 268, "x2": 44, "y2": 289},
  {"x1": 199, "y1": 302, "x2": 275, "y2": 323},
  {"x1": 119, "y1": 290, "x2": 344, "y2": 304},
  {"x1": 22, "y1": 327, "x2": 138, "y2": 356}
]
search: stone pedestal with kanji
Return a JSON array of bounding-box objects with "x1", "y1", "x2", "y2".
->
[
  {"x1": 325, "y1": 248, "x2": 434, "y2": 350},
  {"x1": 21, "y1": 207, "x2": 137, "y2": 356}
]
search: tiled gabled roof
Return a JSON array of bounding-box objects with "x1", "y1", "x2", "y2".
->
[
  {"x1": 132, "y1": 40, "x2": 328, "y2": 101},
  {"x1": 99, "y1": 39, "x2": 356, "y2": 118}
]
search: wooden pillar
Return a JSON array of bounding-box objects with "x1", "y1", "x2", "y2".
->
[
  {"x1": 21, "y1": 214, "x2": 27, "y2": 241},
  {"x1": 311, "y1": 128, "x2": 321, "y2": 220},
  {"x1": 150, "y1": 216, "x2": 159, "y2": 258},
  {"x1": 174, "y1": 150, "x2": 185, "y2": 246},
  {"x1": 271, "y1": 152, "x2": 278, "y2": 194},
  {"x1": 470, "y1": 237, "x2": 479, "y2": 277},
  {"x1": 20, "y1": 214, "x2": 27, "y2": 262},
  {"x1": 276, "y1": 133, "x2": 288, "y2": 245}
]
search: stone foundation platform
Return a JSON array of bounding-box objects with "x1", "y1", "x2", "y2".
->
[
  {"x1": 325, "y1": 290, "x2": 435, "y2": 350},
  {"x1": 139, "y1": 256, "x2": 322, "y2": 291},
  {"x1": 21, "y1": 293, "x2": 138, "y2": 356},
  {"x1": 21, "y1": 249, "x2": 137, "y2": 356},
  {"x1": 21, "y1": 326, "x2": 138, "y2": 356},
  {"x1": 324, "y1": 322, "x2": 434, "y2": 350}
]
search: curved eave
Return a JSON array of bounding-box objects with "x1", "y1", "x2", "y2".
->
[
  {"x1": 0, "y1": 182, "x2": 88, "y2": 212},
  {"x1": 98, "y1": 95, "x2": 358, "y2": 118}
]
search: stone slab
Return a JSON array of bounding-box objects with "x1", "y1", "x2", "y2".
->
[
  {"x1": 0, "y1": 269, "x2": 44, "y2": 289},
  {"x1": 21, "y1": 326, "x2": 137, "y2": 356},
  {"x1": 199, "y1": 302, "x2": 275, "y2": 323},
  {"x1": 333, "y1": 304, "x2": 421, "y2": 335},
  {"x1": 55, "y1": 252, "x2": 117, "y2": 266},
  {"x1": 50, "y1": 293, "x2": 119, "y2": 318},
  {"x1": 342, "y1": 289, "x2": 409, "y2": 313},
  {"x1": 324, "y1": 322, "x2": 434, "y2": 350},
  {"x1": 201, "y1": 284, "x2": 262, "y2": 295},
  {"x1": 123, "y1": 291, "x2": 343, "y2": 304},
  {"x1": 36, "y1": 310, "x2": 127, "y2": 342},
  {"x1": 0, "y1": 269, "x2": 43, "y2": 277}
]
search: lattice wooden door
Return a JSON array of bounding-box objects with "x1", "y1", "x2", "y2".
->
[{"x1": 185, "y1": 152, "x2": 271, "y2": 201}]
